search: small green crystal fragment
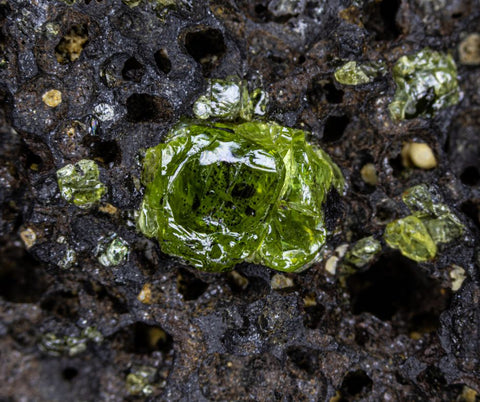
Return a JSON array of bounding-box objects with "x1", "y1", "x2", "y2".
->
[
  {"x1": 98, "y1": 237, "x2": 129, "y2": 267},
  {"x1": 345, "y1": 236, "x2": 382, "y2": 267},
  {"x1": 402, "y1": 183, "x2": 440, "y2": 214},
  {"x1": 402, "y1": 184, "x2": 464, "y2": 244},
  {"x1": 193, "y1": 78, "x2": 267, "y2": 121},
  {"x1": 334, "y1": 61, "x2": 386, "y2": 85},
  {"x1": 39, "y1": 333, "x2": 69, "y2": 356},
  {"x1": 421, "y1": 214, "x2": 464, "y2": 244},
  {"x1": 138, "y1": 120, "x2": 344, "y2": 272},
  {"x1": 56, "y1": 159, "x2": 106, "y2": 208},
  {"x1": 126, "y1": 366, "x2": 157, "y2": 396},
  {"x1": 389, "y1": 48, "x2": 460, "y2": 120},
  {"x1": 58, "y1": 248, "x2": 77, "y2": 269},
  {"x1": 384, "y1": 215, "x2": 437, "y2": 262}
]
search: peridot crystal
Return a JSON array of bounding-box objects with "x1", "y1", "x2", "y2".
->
[
  {"x1": 138, "y1": 120, "x2": 344, "y2": 272},
  {"x1": 56, "y1": 159, "x2": 106, "y2": 208},
  {"x1": 389, "y1": 48, "x2": 460, "y2": 120},
  {"x1": 334, "y1": 61, "x2": 386, "y2": 85},
  {"x1": 98, "y1": 237, "x2": 129, "y2": 267},
  {"x1": 402, "y1": 184, "x2": 464, "y2": 244},
  {"x1": 384, "y1": 215, "x2": 437, "y2": 262},
  {"x1": 193, "y1": 77, "x2": 267, "y2": 121},
  {"x1": 345, "y1": 236, "x2": 382, "y2": 267},
  {"x1": 384, "y1": 184, "x2": 464, "y2": 261}
]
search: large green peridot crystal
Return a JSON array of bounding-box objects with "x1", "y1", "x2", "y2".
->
[
  {"x1": 138, "y1": 121, "x2": 344, "y2": 272},
  {"x1": 389, "y1": 48, "x2": 460, "y2": 120}
]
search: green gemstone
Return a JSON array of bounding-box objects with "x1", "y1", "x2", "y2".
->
[
  {"x1": 56, "y1": 159, "x2": 106, "y2": 208},
  {"x1": 402, "y1": 184, "x2": 440, "y2": 214},
  {"x1": 402, "y1": 184, "x2": 464, "y2": 244},
  {"x1": 384, "y1": 215, "x2": 437, "y2": 262},
  {"x1": 98, "y1": 237, "x2": 129, "y2": 267},
  {"x1": 138, "y1": 120, "x2": 344, "y2": 272},
  {"x1": 345, "y1": 236, "x2": 382, "y2": 268},
  {"x1": 193, "y1": 77, "x2": 267, "y2": 121},
  {"x1": 334, "y1": 61, "x2": 386, "y2": 85},
  {"x1": 389, "y1": 48, "x2": 460, "y2": 120}
]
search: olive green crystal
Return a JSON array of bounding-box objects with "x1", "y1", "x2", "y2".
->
[
  {"x1": 402, "y1": 184, "x2": 464, "y2": 244},
  {"x1": 384, "y1": 215, "x2": 437, "y2": 262},
  {"x1": 138, "y1": 120, "x2": 344, "y2": 272},
  {"x1": 345, "y1": 236, "x2": 382, "y2": 267},
  {"x1": 56, "y1": 159, "x2": 106, "y2": 208},
  {"x1": 334, "y1": 61, "x2": 386, "y2": 85},
  {"x1": 193, "y1": 77, "x2": 267, "y2": 121},
  {"x1": 98, "y1": 236, "x2": 129, "y2": 267},
  {"x1": 389, "y1": 48, "x2": 460, "y2": 120},
  {"x1": 384, "y1": 184, "x2": 464, "y2": 261}
]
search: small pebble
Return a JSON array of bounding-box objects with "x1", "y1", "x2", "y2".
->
[
  {"x1": 227, "y1": 271, "x2": 249, "y2": 290},
  {"x1": 20, "y1": 228, "x2": 36, "y2": 249},
  {"x1": 449, "y1": 265, "x2": 466, "y2": 292},
  {"x1": 401, "y1": 142, "x2": 437, "y2": 170},
  {"x1": 459, "y1": 33, "x2": 480, "y2": 65},
  {"x1": 137, "y1": 283, "x2": 153, "y2": 304},
  {"x1": 271, "y1": 274, "x2": 294, "y2": 290},
  {"x1": 303, "y1": 294, "x2": 317, "y2": 307},
  {"x1": 360, "y1": 163, "x2": 378, "y2": 185},
  {"x1": 99, "y1": 203, "x2": 118, "y2": 215},
  {"x1": 325, "y1": 256, "x2": 339, "y2": 275},
  {"x1": 42, "y1": 89, "x2": 62, "y2": 108}
]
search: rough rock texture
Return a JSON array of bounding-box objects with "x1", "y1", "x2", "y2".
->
[{"x1": 1, "y1": 0, "x2": 479, "y2": 400}]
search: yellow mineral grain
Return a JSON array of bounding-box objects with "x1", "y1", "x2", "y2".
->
[{"x1": 42, "y1": 89, "x2": 62, "y2": 108}]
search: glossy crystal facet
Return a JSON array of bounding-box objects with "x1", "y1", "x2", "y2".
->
[
  {"x1": 389, "y1": 48, "x2": 460, "y2": 120},
  {"x1": 193, "y1": 78, "x2": 268, "y2": 121},
  {"x1": 138, "y1": 120, "x2": 344, "y2": 272},
  {"x1": 384, "y1": 184, "x2": 464, "y2": 261},
  {"x1": 384, "y1": 215, "x2": 437, "y2": 262},
  {"x1": 334, "y1": 61, "x2": 386, "y2": 85},
  {"x1": 56, "y1": 159, "x2": 106, "y2": 208}
]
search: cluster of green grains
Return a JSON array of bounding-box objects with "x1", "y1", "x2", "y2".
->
[
  {"x1": 56, "y1": 159, "x2": 106, "y2": 208},
  {"x1": 126, "y1": 366, "x2": 157, "y2": 396},
  {"x1": 39, "y1": 327, "x2": 103, "y2": 357},
  {"x1": 384, "y1": 184, "x2": 464, "y2": 262},
  {"x1": 388, "y1": 48, "x2": 460, "y2": 120},
  {"x1": 138, "y1": 120, "x2": 344, "y2": 272}
]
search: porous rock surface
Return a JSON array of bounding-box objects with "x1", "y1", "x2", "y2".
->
[{"x1": 0, "y1": 0, "x2": 479, "y2": 400}]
